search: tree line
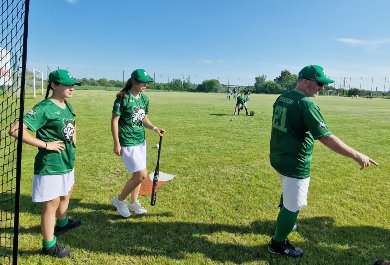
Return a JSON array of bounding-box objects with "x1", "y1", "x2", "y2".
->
[{"x1": 28, "y1": 70, "x2": 388, "y2": 96}]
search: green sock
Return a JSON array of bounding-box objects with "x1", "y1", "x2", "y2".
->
[
  {"x1": 42, "y1": 236, "x2": 57, "y2": 249},
  {"x1": 273, "y1": 207, "x2": 299, "y2": 243},
  {"x1": 56, "y1": 216, "x2": 69, "y2": 227}
]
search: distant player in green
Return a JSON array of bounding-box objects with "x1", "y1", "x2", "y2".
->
[
  {"x1": 234, "y1": 94, "x2": 248, "y2": 115},
  {"x1": 111, "y1": 69, "x2": 165, "y2": 218},
  {"x1": 9, "y1": 69, "x2": 82, "y2": 258},
  {"x1": 268, "y1": 65, "x2": 378, "y2": 257}
]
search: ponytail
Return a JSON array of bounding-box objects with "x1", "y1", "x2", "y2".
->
[
  {"x1": 45, "y1": 84, "x2": 52, "y2": 99},
  {"x1": 116, "y1": 78, "x2": 134, "y2": 98}
]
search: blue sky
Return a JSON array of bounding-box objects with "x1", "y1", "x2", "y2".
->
[{"x1": 27, "y1": 0, "x2": 390, "y2": 90}]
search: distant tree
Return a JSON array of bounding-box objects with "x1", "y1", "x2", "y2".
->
[
  {"x1": 196, "y1": 79, "x2": 220, "y2": 93},
  {"x1": 183, "y1": 81, "x2": 196, "y2": 92},
  {"x1": 347, "y1": 88, "x2": 360, "y2": 97},
  {"x1": 168, "y1": 79, "x2": 183, "y2": 91},
  {"x1": 274, "y1": 70, "x2": 297, "y2": 91},
  {"x1": 255, "y1": 75, "x2": 267, "y2": 85},
  {"x1": 97, "y1": 78, "x2": 109, "y2": 87},
  {"x1": 258, "y1": 81, "x2": 285, "y2": 94},
  {"x1": 148, "y1": 82, "x2": 167, "y2": 90},
  {"x1": 254, "y1": 75, "x2": 267, "y2": 93}
]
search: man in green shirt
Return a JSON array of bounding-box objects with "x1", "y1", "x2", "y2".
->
[{"x1": 268, "y1": 65, "x2": 378, "y2": 257}]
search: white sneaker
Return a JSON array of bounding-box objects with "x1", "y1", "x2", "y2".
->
[
  {"x1": 112, "y1": 196, "x2": 131, "y2": 218},
  {"x1": 128, "y1": 201, "x2": 147, "y2": 214}
]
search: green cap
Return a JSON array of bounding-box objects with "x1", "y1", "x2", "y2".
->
[
  {"x1": 131, "y1": 69, "x2": 153, "y2": 83},
  {"x1": 298, "y1": 65, "x2": 334, "y2": 84},
  {"x1": 48, "y1": 69, "x2": 81, "y2": 86}
]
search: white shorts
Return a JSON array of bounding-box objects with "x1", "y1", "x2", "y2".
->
[
  {"x1": 32, "y1": 169, "x2": 75, "y2": 202},
  {"x1": 121, "y1": 141, "x2": 147, "y2": 173},
  {"x1": 279, "y1": 173, "x2": 310, "y2": 212}
]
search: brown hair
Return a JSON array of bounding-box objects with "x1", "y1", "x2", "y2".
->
[
  {"x1": 45, "y1": 83, "x2": 74, "y2": 116},
  {"x1": 116, "y1": 78, "x2": 135, "y2": 98}
]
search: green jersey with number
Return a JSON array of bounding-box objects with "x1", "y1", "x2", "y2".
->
[
  {"x1": 23, "y1": 99, "x2": 76, "y2": 175},
  {"x1": 112, "y1": 91, "x2": 149, "y2": 147},
  {"x1": 270, "y1": 90, "x2": 331, "y2": 178}
]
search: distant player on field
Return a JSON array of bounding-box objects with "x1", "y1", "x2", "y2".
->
[
  {"x1": 268, "y1": 65, "x2": 378, "y2": 257},
  {"x1": 226, "y1": 87, "x2": 231, "y2": 100},
  {"x1": 233, "y1": 87, "x2": 238, "y2": 99}
]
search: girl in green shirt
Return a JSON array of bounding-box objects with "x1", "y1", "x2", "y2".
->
[
  {"x1": 9, "y1": 69, "x2": 81, "y2": 258},
  {"x1": 111, "y1": 69, "x2": 165, "y2": 218}
]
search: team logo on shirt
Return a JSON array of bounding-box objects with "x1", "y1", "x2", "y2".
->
[
  {"x1": 62, "y1": 119, "x2": 75, "y2": 141},
  {"x1": 132, "y1": 107, "x2": 146, "y2": 127},
  {"x1": 319, "y1": 121, "x2": 327, "y2": 129},
  {"x1": 26, "y1": 109, "x2": 35, "y2": 116}
]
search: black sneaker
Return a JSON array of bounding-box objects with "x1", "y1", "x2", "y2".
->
[
  {"x1": 41, "y1": 242, "x2": 71, "y2": 258},
  {"x1": 268, "y1": 238, "x2": 304, "y2": 257},
  {"x1": 54, "y1": 218, "x2": 81, "y2": 237}
]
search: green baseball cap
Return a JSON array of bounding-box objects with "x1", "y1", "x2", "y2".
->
[
  {"x1": 298, "y1": 65, "x2": 334, "y2": 84},
  {"x1": 48, "y1": 69, "x2": 81, "y2": 86},
  {"x1": 131, "y1": 69, "x2": 153, "y2": 83}
]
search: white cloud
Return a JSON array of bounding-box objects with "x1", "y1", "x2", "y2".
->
[
  {"x1": 201, "y1": 59, "x2": 213, "y2": 64},
  {"x1": 336, "y1": 38, "x2": 366, "y2": 45},
  {"x1": 336, "y1": 37, "x2": 390, "y2": 53},
  {"x1": 199, "y1": 59, "x2": 224, "y2": 64}
]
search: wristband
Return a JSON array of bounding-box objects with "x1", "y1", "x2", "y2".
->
[
  {"x1": 44, "y1": 142, "x2": 47, "y2": 150},
  {"x1": 152, "y1": 127, "x2": 158, "y2": 132}
]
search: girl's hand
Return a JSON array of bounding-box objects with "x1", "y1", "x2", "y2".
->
[
  {"x1": 113, "y1": 143, "x2": 122, "y2": 156},
  {"x1": 46, "y1": 141, "x2": 65, "y2": 153},
  {"x1": 153, "y1": 127, "x2": 166, "y2": 136}
]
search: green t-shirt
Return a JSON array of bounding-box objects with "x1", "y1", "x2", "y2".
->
[
  {"x1": 23, "y1": 99, "x2": 76, "y2": 175},
  {"x1": 270, "y1": 90, "x2": 331, "y2": 179},
  {"x1": 236, "y1": 95, "x2": 247, "y2": 105},
  {"x1": 112, "y1": 91, "x2": 149, "y2": 147}
]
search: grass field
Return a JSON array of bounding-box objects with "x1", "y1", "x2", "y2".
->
[{"x1": 15, "y1": 91, "x2": 389, "y2": 265}]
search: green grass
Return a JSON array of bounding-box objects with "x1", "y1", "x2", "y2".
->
[{"x1": 16, "y1": 91, "x2": 389, "y2": 264}]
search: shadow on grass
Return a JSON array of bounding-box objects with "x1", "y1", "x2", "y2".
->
[
  {"x1": 18, "y1": 194, "x2": 389, "y2": 264},
  {"x1": 209, "y1": 113, "x2": 232, "y2": 116}
]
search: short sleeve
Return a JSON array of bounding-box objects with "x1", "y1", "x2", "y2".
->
[
  {"x1": 23, "y1": 104, "x2": 47, "y2": 132},
  {"x1": 303, "y1": 103, "x2": 332, "y2": 139},
  {"x1": 112, "y1": 97, "x2": 122, "y2": 116}
]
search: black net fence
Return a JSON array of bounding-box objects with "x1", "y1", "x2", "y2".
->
[{"x1": 1, "y1": 0, "x2": 29, "y2": 264}]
